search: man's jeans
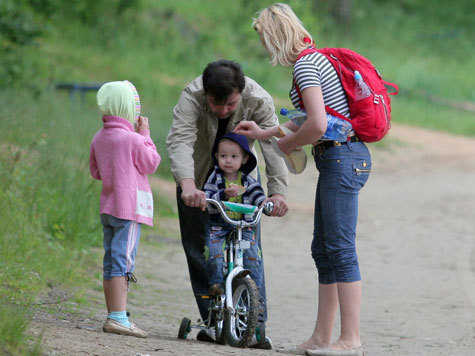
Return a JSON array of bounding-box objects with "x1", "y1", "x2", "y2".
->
[
  {"x1": 311, "y1": 140, "x2": 371, "y2": 284},
  {"x1": 176, "y1": 187, "x2": 267, "y2": 323}
]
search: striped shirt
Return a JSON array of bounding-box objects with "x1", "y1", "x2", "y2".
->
[
  {"x1": 290, "y1": 52, "x2": 350, "y2": 118},
  {"x1": 204, "y1": 165, "x2": 266, "y2": 222}
]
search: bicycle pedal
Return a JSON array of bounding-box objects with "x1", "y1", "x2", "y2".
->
[{"x1": 197, "y1": 294, "x2": 212, "y2": 299}]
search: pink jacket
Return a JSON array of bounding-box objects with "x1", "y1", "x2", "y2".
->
[{"x1": 90, "y1": 116, "x2": 161, "y2": 226}]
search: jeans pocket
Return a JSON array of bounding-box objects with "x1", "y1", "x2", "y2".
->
[{"x1": 352, "y1": 159, "x2": 371, "y2": 189}]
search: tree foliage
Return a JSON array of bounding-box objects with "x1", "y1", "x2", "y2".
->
[{"x1": 0, "y1": 0, "x2": 140, "y2": 89}]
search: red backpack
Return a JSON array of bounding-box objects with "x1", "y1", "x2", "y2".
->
[{"x1": 295, "y1": 45, "x2": 399, "y2": 142}]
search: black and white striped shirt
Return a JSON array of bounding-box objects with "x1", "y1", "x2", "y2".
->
[{"x1": 290, "y1": 52, "x2": 350, "y2": 118}]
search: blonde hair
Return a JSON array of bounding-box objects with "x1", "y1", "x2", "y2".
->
[{"x1": 253, "y1": 3, "x2": 312, "y2": 67}]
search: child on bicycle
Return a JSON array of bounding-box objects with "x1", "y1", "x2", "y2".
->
[
  {"x1": 90, "y1": 80, "x2": 161, "y2": 338},
  {"x1": 203, "y1": 133, "x2": 266, "y2": 297}
]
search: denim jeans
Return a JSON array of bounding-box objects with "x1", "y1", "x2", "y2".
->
[
  {"x1": 311, "y1": 140, "x2": 371, "y2": 284},
  {"x1": 176, "y1": 187, "x2": 267, "y2": 323},
  {"x1": 101, "y1": 214, "x2": 141, "y2": 280},
  {"x1": 204, "y1": 216, "x2": 262, "y2": 288}
]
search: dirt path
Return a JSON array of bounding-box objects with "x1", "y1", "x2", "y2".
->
[{"x1": 29, "y1": 123, "x2": 475, "y2": 355}]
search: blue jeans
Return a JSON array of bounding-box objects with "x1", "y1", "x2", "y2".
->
[
  {"x1": 101, "y1": 214, "x2": 141, "y2": 280},
  {"x1": 311, "y1": 140, "x2": 371, "y2": 284},
  {"x1": 204, "y1": 216, "x2": 262, "y2": 288}
]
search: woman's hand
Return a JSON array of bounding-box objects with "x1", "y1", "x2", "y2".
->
[
  {"x1": 277, "y1": 134, "x2": 298, "y2": 156},
  {"x1": 233, "y1": 121, "x2": 266, "y2": 140}
]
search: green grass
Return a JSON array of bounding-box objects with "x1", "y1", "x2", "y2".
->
[
  {"x1": 0, "y1": 89, "x2": 176, "y2": 353},
  {"x1": 0, "y1": 92, "x2": 101, "y2": 354}
]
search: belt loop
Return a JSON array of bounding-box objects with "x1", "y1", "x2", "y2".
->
[{"x1": 347, "y1": 138, "x2": 354, "y2": 150}]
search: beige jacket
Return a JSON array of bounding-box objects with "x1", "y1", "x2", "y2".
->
[{"x1": 167, "y1": 75, "x2": 288, "y2": 197}]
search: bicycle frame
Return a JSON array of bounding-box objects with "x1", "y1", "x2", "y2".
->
[{"x1": 205, "y1": 198, "x2": 271, "y2": 314}]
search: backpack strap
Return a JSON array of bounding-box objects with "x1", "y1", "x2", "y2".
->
[
  {"x1": 383, "y1": 80, "x2": 399, "y2": 95},
  {"x1": 294, "y1": 39, "x2": 348, "y2": 120},
  {"x1": 294, "y1": 38, "x2": 318, "y2": 109}
]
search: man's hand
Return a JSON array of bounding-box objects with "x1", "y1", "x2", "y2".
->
[
  {"x1": 180, "y1": 178, "x2": 207, "y2": 211},
  {"x1": 263, "y1": 194, "x2": 288, "y2": 217}
]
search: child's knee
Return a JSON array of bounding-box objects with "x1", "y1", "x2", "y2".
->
[{"x1": 204, "y1": 237, "x2": 226, "y2": 261}]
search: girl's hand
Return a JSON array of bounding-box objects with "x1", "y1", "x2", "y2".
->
[{"x1": 137, "y1": 116, "x2": 150, "y2": 131}]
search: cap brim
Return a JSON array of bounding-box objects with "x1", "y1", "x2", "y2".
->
[
  {"x1": 271, "y1": 136, "x2": 307, "y2": 174},
  {"x1": 285, "y1": 149, "x2": 307, "y2": 174}
]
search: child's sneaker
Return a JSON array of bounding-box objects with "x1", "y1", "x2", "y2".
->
[
  {"x1": 208, "y1": 283, "x2": 224, "y2": 296},
  {"x1": 102, "y1": 318, "x2": 148, "y2": 338},
  {"x1": 196, "y1": 327, "x2": 216, "y2": 342},
  {"x1": 249, "y1": 326, "x2": 272, "y2": 349}
]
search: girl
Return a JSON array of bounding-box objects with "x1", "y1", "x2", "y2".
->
[{"x1": 90, "y1": 80, "x2": 160, "y2": 338}]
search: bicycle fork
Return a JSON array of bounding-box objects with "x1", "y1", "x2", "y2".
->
[{"x1": 224, "y1": 226, "x2": 251, "y2": 312}]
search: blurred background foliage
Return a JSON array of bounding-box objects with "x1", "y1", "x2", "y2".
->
[{"x1": 0, "y1": 0, "x2": 474, "y2": 353}]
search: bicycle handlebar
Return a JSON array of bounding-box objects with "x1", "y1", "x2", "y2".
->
[{"x1": 206, "y1": 198, "x2": 273, "y2": 228}]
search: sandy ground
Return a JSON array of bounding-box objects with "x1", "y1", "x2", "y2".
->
[{"x1": 29, "y1": 123, "x2": 475, "y2": 355}]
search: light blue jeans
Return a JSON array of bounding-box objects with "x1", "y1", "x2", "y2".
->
[
  {"x1": 311, "y1": 140, "x2": 371, "y2": 284},
  {"x1": 101, "y1": 214, "x2": 141, "y2": 280}
]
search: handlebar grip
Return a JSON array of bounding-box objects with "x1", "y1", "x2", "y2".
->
[{"x1": 263, "y1": 201, "x2": 274, "y2": 216}]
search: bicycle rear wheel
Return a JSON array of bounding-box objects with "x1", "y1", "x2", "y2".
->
[{"x1": 224, "y1": 277, "x2": 259, "y2": 348}]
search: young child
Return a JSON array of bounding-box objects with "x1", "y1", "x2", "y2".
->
[
  {"x1": 203, "y1": 133, "x2": 266, "y2": 296},
  {"x1": 89, "y1": 80, "x2": 160, "y2": 338}
]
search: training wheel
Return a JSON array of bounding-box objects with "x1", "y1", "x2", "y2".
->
[{"x1": 178, "y1": 317, "x2": 192, "y2": 339}]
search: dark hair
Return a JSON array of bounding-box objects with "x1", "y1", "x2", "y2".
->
[{"x1": 202, "y1": 60, "x2": 246, "y2": 104}]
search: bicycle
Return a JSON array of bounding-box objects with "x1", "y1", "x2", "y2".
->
[{"x1": 177, "y1": 198, "x2": 273, "y2": 348}]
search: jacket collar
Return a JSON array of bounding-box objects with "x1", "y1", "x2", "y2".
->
[{"x1": 102, "y1": 115, "x2": 135, "y2": 131}]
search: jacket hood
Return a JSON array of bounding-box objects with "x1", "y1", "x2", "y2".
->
[
  {"x1": 97, "y1": 80, "x2": 140, "y2": 125},
  {"x1": 212, "y1": 132, "x2": 257, "y2": 174}
]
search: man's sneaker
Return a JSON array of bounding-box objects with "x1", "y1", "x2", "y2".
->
[
  {"x1": 102, "y1": 318, "x2": 148, "y2": 338},
  {"x1": 196, "y1": 327, "x2": 216, "y2": 343},
  {"x1": 208, "y1": 283, "x2": 224, "y2": 296}
]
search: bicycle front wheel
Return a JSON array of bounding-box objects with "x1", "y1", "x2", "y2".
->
[{"x1": 224, "y1": 277, "x2": 259, "y2": 348}]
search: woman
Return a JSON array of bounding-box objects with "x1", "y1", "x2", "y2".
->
[{"x1": 234, "y1": 3, "x2": 371, "y2": 356}]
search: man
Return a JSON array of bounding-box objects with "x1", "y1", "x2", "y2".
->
[{"x1": 166, "y1": 60, "x2": 288, "y2": 349}]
